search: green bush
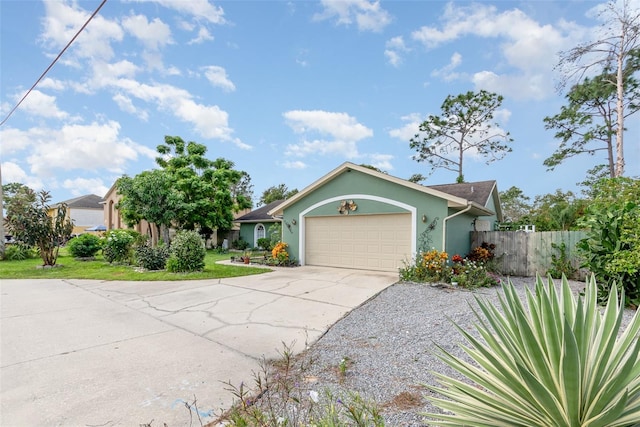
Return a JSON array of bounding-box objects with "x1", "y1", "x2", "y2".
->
[
  {"x1": 577, "y1": 177, "x2": 640, "y2": 306},
  {"x1": 2, "y1": 244, "x2": 37, "y2": 261},
  {"x1": 167, "y1": 230, "x2": 206, "y2": 272},
  {"x1": 67, "y1": 234, "x2": 103, "y2": 258},
  {"x1": 102, "y1": 229, "x2": 136, "y2": 264},
  {"x1": 547, "y1": 241, "x2": 577, "y2": 279},
  {"x1": 426, "y1": 275, "x2": 640, "y2": 427},
  {"x1": 232, "y1": 239, "x2": 250, "y2": 250},
  {"x1": 256, "y1": 237, "x2": 272, "y2": 251},
  {"x1": 135, "y1": 244, "x2": 170, "y2": 270}
]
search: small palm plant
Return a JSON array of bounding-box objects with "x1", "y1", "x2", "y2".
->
[{"x1": 427, "y1": 275, "x2": 640, "y2": 427}]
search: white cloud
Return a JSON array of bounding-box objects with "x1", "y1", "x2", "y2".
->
[
  {"x1": 62, "y1": 177, "x2": 110, "y2": 198},
  {"x1": 283, "y1": 110, "x2": 373, "y2": 159},
  {"x1": 384, "y1": 36, "x2": 409, "y2": 67},
  {"x1": 39, "y1": 78, "x2": 67, "y2": 91},
  {"x1": 41, "y1": 1, "x2": 124, "y2": 62},
  {"x1": 107, "y1": 78, "x2": 247, "y2": 148},
  {"x1": 12, "y1": 121, "x2": 155, "y2": 177},
  {"x1": 18, "y1": 90, "x2": 69, "y2": 120},
  {"x1": 367, "y1": 153, "x2": 394, "y2": 171},
  {"x1": 131, "y1": 0, "x2": 226, "y2": 24},
  {"x1": 122, "y1": 14, "x2": 173, "y2": 50},
  {"x1": 314, "y1": 0, "x2": 392, "y2": 32},
  {"x1": 282, "y1": 160, "x2": 307, "y2": 169},
  {"x1": 283, "y1": 110, "x2": 373, "y2": 141},
  {"x1": 411, "y1": 3, "x2": 586, "y2": 100},
  {"x1": 188, "y1": 27, "x2": 214, "y2": 44},
  {"x1": 388, "y1": 113, "x2": 424, "y2": 142},
  {"x1": 112, "y1": 93, "x2": 149, "y2": 121},
  {"x1": 1, "y1": 161, "x2": 44, "y2": 191},
  {"x1": 202, "y1": 65, "x2": 236, "y2": 92},
  {"x1": 431, "y1": 52, "x2": 463, "y2": 82}
]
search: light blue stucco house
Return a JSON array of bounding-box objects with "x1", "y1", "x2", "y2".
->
[{"x1": 265, "y1": 162, "x2": 502, "y2": 272}]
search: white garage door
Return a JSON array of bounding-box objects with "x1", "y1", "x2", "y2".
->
[{"x1": 305, "y1": 213, "x2": 412, "y2": 272}]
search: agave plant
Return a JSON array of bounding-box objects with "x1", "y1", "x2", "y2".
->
[{"x1": 427, "y1": 275, "x2": 640, "y2": 427}]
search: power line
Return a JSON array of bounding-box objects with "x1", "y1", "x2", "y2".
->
[{"x1": 0, "y1": 0, "x2": 108, "y2": 127}]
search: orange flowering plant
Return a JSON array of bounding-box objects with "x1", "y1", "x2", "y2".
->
[{"x1": 272, "y1": 242, "x2": 289, "y2": 263}]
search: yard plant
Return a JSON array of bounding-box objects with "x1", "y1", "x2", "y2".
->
[
  {"x1": 426, "y1": 275, "x2": 640, "y2": 426},
  {"x1": 166, "y1": 230, "x2": 206, "y2": 272},
  {"x1": 67, "y1": 234, "x2": 103, "y2": 258}
]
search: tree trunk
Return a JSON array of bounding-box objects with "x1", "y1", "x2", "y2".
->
[{"x1": 615, "y1": 37, "x2": 625, "y2": 177}]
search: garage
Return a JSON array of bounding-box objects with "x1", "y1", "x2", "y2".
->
[{"x1": 305, "y1": 213, "x2": 412, "y2": 272}]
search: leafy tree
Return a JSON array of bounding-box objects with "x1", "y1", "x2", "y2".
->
[
  {"x1": 156, "y1": 136, "x2": 252, "y2": 232},
  {"x1": 530, "y1": 190, "x2": 587, "y2": 231},
  {"x1": 230, "y1": 171, "x2": 254, "y2": 208},
  {"x1": 577, "y1": 177, "x2": 640, "y2": 306},
  {"x1": 407, "y1": 173, "x2": 427, "y2": 184},
  {"x1": 5, "y1": 188, "x2": 73, "y2": 266},
  {"x1": 2, "y1": 182, "x2": 33, "y2": 212},
  {"x1": 556, "y1": 0, "x2": 640, "y2": 177},
  {"x1": 258, "y1": 184, "x2": 298, "y2": 206},
  {"x1": 577, "y1": 164, "x2": 611, "y2": 197},
  {"x1": 410, "y1": 90, "x2": 513, "y2": 183},
  {"x1": 499, "y1": 186, "x2": 532, "y2": 224},
  {"x1": 116, "y1": 169, "x2": 178, "y2": 246},
  {"x1": 544, "y1": 59, "x2": 640, "y2": 177}
]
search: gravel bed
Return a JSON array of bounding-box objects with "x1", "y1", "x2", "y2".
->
[{"x1": 291, "y1": 276, "x2": 638, "y2": 426}]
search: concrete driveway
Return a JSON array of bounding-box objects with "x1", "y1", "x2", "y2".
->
[{"x1": 0, "y1": 266, "x2": 397, "y2": 426}]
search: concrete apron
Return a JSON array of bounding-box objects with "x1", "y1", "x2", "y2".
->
[{"x1": 0, "y1": 266, "x2": 397, "y2": 426}]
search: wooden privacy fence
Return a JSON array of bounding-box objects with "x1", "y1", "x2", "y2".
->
[{"x1": 471, "y1": 231, "x2": 588, "y2": 278}]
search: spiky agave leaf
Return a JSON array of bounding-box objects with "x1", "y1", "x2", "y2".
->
[{"x1": 425, "y1": 275, "x2": 640, "y2": 427}]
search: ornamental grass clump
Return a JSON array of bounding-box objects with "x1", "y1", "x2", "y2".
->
[{"x1": 426, "y1": 275, "x2": 640, "y2": 427}]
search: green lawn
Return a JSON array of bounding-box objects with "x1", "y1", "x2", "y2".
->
[{"x1": 0, "y1": 249, "x2": 271, "y2": 281}]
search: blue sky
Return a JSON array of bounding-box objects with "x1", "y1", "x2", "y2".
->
[{"x1": 1, "y1": 0, "x2": 638, "y2": 206}]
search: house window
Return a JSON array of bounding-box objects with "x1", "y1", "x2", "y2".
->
[{"x1": 254, "y1": 223, "x2": 266, "y2": 245}]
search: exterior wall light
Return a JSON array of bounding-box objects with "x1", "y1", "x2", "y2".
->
[{"x1": 422, "y1": 214, "x2": 427, "y2": 223}]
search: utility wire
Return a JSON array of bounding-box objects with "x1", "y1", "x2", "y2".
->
[{"x1": 0, "y1": 0, "x2": 108, "y2": 127}]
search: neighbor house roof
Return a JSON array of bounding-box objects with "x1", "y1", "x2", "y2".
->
[
  {"x1": 429, "y1": 180, "x2": 502, "y2": 221},
  {"x1": 53, "y1": 194, "x2": 103, "y2": 210},
  {"x1": 235, "y1": 200, "x2": 284, "y2": 223},
  {"x1": 269, "y1": 162, "x2": 494, "y2": 217}
]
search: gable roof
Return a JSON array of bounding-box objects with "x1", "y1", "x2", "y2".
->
[
  {"x1": 53, "y1": 194, "x2": 103, "y2": 210},
  {"x1": 268, "y1": 162, "x2": 494, "y2": 217},
  {"x1": 428, "y1": 180, "x2": 495, "y2": 206},
  {"x1": 235, "y1": 199, "x2": 284, "y2": 223},
  {"x1": 429, "y1": 180, "x2": 503, "y2": 222}
]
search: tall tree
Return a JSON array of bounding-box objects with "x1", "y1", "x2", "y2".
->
[
  {"x1": 258, "y1": 184, "x2": 298, "y2": 206},
  {"x1": 546, "y1": 53, "x2": 640, "y2": 176},
  {"x1": 409, "y1": 90, "x2": 513, "y2": 183},
  {"x1": 155, "y1": 136, "x2": 252, "y2": 231},
  {"x1": 530, "y1": 190, "x2": 587, "y2": 231},
  {"x1": 499, "y1": 186, "x2": 532, "y2": 224},
  {"x1": 115, "y1": 169, "x2": 178, "y2": 246},
  {"x1": 556, "y1": 0, "x2": 640, "y2": 176},
  {"x1": 5, "y1": 188, "x2": 73, "y2": 266}
]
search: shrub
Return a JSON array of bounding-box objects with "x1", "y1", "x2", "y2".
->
[
  {"x1": 135, "y1": 244, "x2": 170, "y2": 271},
  {"x1": 232, "y1": 239, "x2": 250, "y2": 250},
  {"x1": 102, "y1": 229, "x2": 136, "y2": 264},
  {"x1": 166, "y1": 230, "x2": 206, "y2": 273},
  {"x1": 271, "y1": 241, "x2": 289, "y2": 264},
  {"x1": 466, "y1": 241, "x2": 496, "y2": 262},
  {"x1": 547, "y1": 241, "x2": 577, "y2": 279},
  {"x1": 67, "y1": 234, "x2": 103, "y2": 258},
  {"x1": 2, "y1": 244, "x2": 37, "y2": 261},
  {"x1": 577, "y1": 177, "x2": 640, "y2": 306},
  {"x1": 426, "y1": 275, "x2": 640, "y2": 427},
  {"x1": 256, "y1": 237, "x2": 272, "y2": 251}
]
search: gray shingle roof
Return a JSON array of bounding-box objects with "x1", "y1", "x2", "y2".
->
[
  {"x1": 55, "y1": 194, "x2": 103, "y2": 210},
  {"x1": 235, "y1": 199, "x2": 284, "y2": 222},
  {"x1": 427, "y1": 180, "x2": 496, "y2": 207}
]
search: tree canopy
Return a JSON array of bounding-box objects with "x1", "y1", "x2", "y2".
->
[
  {"x1": 545, "y1": 52, "x2": 640, "y2": 177},
  {"x1": 556, "y1": 0, "x2": 640, "y2": 176},
  {"x1": 258, "y1": 184, "x2": 298, "y2": 206},
  {"x1": 117, "y1": 136, "x2": 252, "y2": 243},
  {"x1": 409, "y1": 90, "x2": 513, "y2": 183}
]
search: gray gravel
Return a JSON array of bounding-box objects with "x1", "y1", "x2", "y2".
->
[{"x1": 290, "y1": 276, "x2": 638, "y2": 426}]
